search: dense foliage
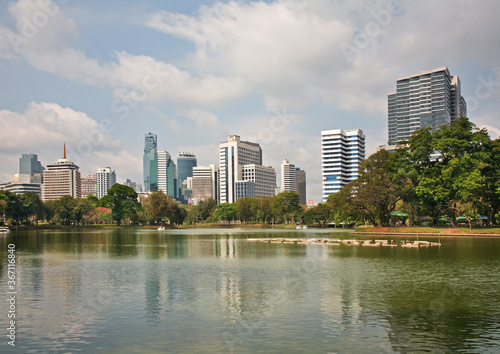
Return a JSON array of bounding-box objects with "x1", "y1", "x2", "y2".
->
[{"x1": 327, "y1": 117, "x2": 500, "y2": 227}]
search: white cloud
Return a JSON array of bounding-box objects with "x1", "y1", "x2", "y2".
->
[
  {"x1": 111, "y1": 51, "x2": 249, "y2": 106},
  {"x1": 1, "y1": 0, "x2": 248, "y2": 106},
  {"x1": 0, "y1": 102, "x2": 140, "y2": 182},
  {"x1": 177, "y1": 107, "x2": 219, "y2": 129}
]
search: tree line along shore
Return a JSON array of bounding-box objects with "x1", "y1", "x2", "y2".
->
[{"x1": 2, "y1": 118, "x2": 499, "y2": 233}]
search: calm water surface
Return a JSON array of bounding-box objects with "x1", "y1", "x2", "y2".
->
[{"x1": 0, "y1": 228, "x2": 499, "y2": 353}]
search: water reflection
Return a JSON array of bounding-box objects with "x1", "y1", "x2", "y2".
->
[{"x1": 0, "y1": 229, "x2": 499, "y2": 353}]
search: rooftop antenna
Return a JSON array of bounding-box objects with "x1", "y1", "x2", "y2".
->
[{"x1": 63, "y1": 142, "x2": 66, "y2": 159}]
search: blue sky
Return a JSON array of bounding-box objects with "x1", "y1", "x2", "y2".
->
[{"x1": 1, "y1": 0, "x2": 500, "y2": 202}]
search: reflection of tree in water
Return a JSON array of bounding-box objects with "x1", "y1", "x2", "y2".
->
[{"x1": 383, "y1": 282, "x2": 499, "y2": 353}]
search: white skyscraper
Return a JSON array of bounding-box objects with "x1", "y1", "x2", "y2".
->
[
  {"x1": 157, "y1": 150, "x2": 178, "y2": 199},
  {"x1": 157, "y1": 150, "x2": 171, "y2": 195},
  {"x1": 219, "y1": 135, "x2": 262, "y2": 203},
  {"x1": 281, "y1": 159, "x2": 295, "y2": 192},
  {"x1": 42, "y1": 144, "x2": 81, "y2": 201},
  {"x1": 321, "y1": 129, "x2": 365, "y2": 202},
  {"x1": 96, "y1": 167, "x2": 116, "y2": 199}
]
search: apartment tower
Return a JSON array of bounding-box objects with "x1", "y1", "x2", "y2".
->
[
  {"x1": 96, "y1": 167, "x2": 116, "y2": 199},
  {"x1": 388, "y1": 67, "x2": 467, "y2": 144},
  {"x1": 219, "y1": 135, "x2": 262, "y2": 203},
  {"x1": 321, "y1": 129, "x2": 365, "y2": 202}
]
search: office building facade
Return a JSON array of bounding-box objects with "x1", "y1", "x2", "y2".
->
[
  {"x1": 388, "y1": 67, "x2": 467, "y2": 144},
  {"x1": 281, "y1": 159, "x2": 296, "y2": 193},
  {"x1": 96, "y1": 167, "x2": 116, "y2": 199},
  {"x1": 81, "y1": 175, "x2": 97, "y2": 198},
  {"x1": 158, "y1": 150, "x2": 178, "y2": 200},
  {"x1": 177, "y1": 152, "x2": 197, "y2": 185},
  {"x1": 19, "y1": 153, "x2": 44, "y2": 177},
  {"x1": 241, "y1": 164, "x2": 275, "y2": 199},
  {"x1": 321, "y1": 129, "x2": 365, "y2": 202},
  {"x1": 219, "y1": 135, "x2": 262, "y2": 203},
  {"x1": 294, "y1": 168, "x2": 306, "y2": 205},
  {"x1": 143, "y1": 133, "x2": 158, "y2": 193},
  {"x1": 192, "y1": 164, "x2": 219, "y2": 205},
  {"x1": 235, "y1": 180, "x2": 255, "y2": 200}
]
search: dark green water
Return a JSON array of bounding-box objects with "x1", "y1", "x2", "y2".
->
[{"x1": 0, "y1": 228, "x2": 499, "y2": 353}]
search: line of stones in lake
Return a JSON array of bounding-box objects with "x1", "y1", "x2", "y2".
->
[{"x1": 247, "y1": 238, "x2": 441, "y2": 247}]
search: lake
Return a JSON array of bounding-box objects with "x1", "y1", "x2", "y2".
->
[{"x1": 1, "y1": 228, "x2": 499, "y2": 353}]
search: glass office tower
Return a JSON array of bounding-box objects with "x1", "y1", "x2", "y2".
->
[{"x1": 143, "y1": 133, "x2": 158, "y2": 192}]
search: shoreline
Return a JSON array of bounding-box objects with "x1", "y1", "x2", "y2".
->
[
  {"x1": 352, "y1": 231, "x2": 500, "y2": 238},
  {"x1": 4, "y1": 225, "x2": 500, "y2": 237}
]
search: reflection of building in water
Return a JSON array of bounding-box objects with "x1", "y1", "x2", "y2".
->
[
  {"x1": 319, "y1": 257, "x2": 363, "y2": 343},
  {"x1": 214, "y1": 235, "x2": 237, "y2": 258},
  {"x1": 145, "y1": 264, "x2": 162, "y2": 325}
]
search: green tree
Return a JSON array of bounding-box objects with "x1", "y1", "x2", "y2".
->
[
  {"x1": 197, "y1": 198, "x2": 217, "y2": 221},
  {"x1": 251, "y1": 197, "x2": 273, "y2": 223},
  {"x1": 272, "y1": 192, "x2": 301, "y2": 224},
  {"x1": 54, "y1": 195, "x2": 77, "y2": 225},
  {"x1": 171, "y1": 205, "x2": 187, "y2": 225},
  {"x1": 43, "y1": 200, "x2": 57, "y2": 224},
  {"x1": 303, "y1": 203, "x2": 331, "y2": 227},
  {"x1": 73, "y1": 198, "x2": 93, "y2": 225},
  {"x1": 236, "y1": 197, "x2": 254, "y2": 223},
  {"x1": 99, "y1": 184, "x2": 140, "y2": 225},
  {"x1": 1, "y1": 191, "x2": 23, "y2": 226},
  {"x1": 414, "y1": 118, "x2": 494, "y2": 226},
  {"x1": 214, "y1": 203, "x2": 238, "y2": 223},
  {"x1": 349, "y1": 149, "x2": 403, "y2": 226},
  {"x1": 20, "y1": 192, "x2": 44, "y2": 226},
  {"x1": 143, "y1": 191, "x2": 174, "y2": 225},
  {"x1": 327, "y1": 183, "x2": 361, "y2": 226}
]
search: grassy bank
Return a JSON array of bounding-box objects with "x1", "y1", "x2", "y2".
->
[{"x1": 354, "y1": 225, "x2": 500, "y2": 236}]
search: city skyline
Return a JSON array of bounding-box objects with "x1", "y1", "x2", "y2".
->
[{"x1": 1, "y1": 0, "x2": 500, "y2": 203}]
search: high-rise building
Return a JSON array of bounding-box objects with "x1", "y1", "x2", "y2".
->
[
  {"x1": 235, "y1": 180, "x2": 255, "y2": 200},
  {"x1": 19, "y1": 153, "x2": 44, "y2": 177},
  {"x1": 177, "y1": 152, "x2": 197, "y2": 185},
  {"x1": 96, "y1": 167, "x2": 116, "y2": 199},
  {"x1": 321, "y1": 129, "x2": 365, "y2": 202},
  {"x1": 192, "y1": 164, "x2": 219, "y2": 205},
  {"x1": 294, "y1": 168, "x2": 306, "y2": 205},
  {"x1": 143, "y1": 133, "x2": 158, "y2": 193},
  {"x1": 241, "y1": 164, "x2": 275, "y2": 198},
  {"x1": 19, "y1": 153, "x2": 44, "y2": 183},
  {"x1": 281, "y1": 159, "x2": 296, "y2": 192},
  {"x1": 157, "y1": 150, "x2": 178, "y2": 200},
  {"x1": 388, "y1": 67, "x2": 467, "y2": 144},
  {"x1": 81, "y1": 175, "x2": 97, "y2": 198},
  {"x1": 219, "y1": 135, "x2": 262, "y2": 203},
  {"x1": 42, "y1": 144, "x2": 81, "y2": 201}
]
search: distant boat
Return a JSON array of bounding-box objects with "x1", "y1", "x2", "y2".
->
[
  {"x1": 0, "y1": 227, "x2": 10, "y2": 233},
  {"x1": 157, "y1": 226, "x2": 165, "y2": 231},
  {"x1": 296, "y1": 226, "x2": 302, "y2": 229},
  {"x1": 303, "y1": 225, "x2": 308, "y2": 229}
]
